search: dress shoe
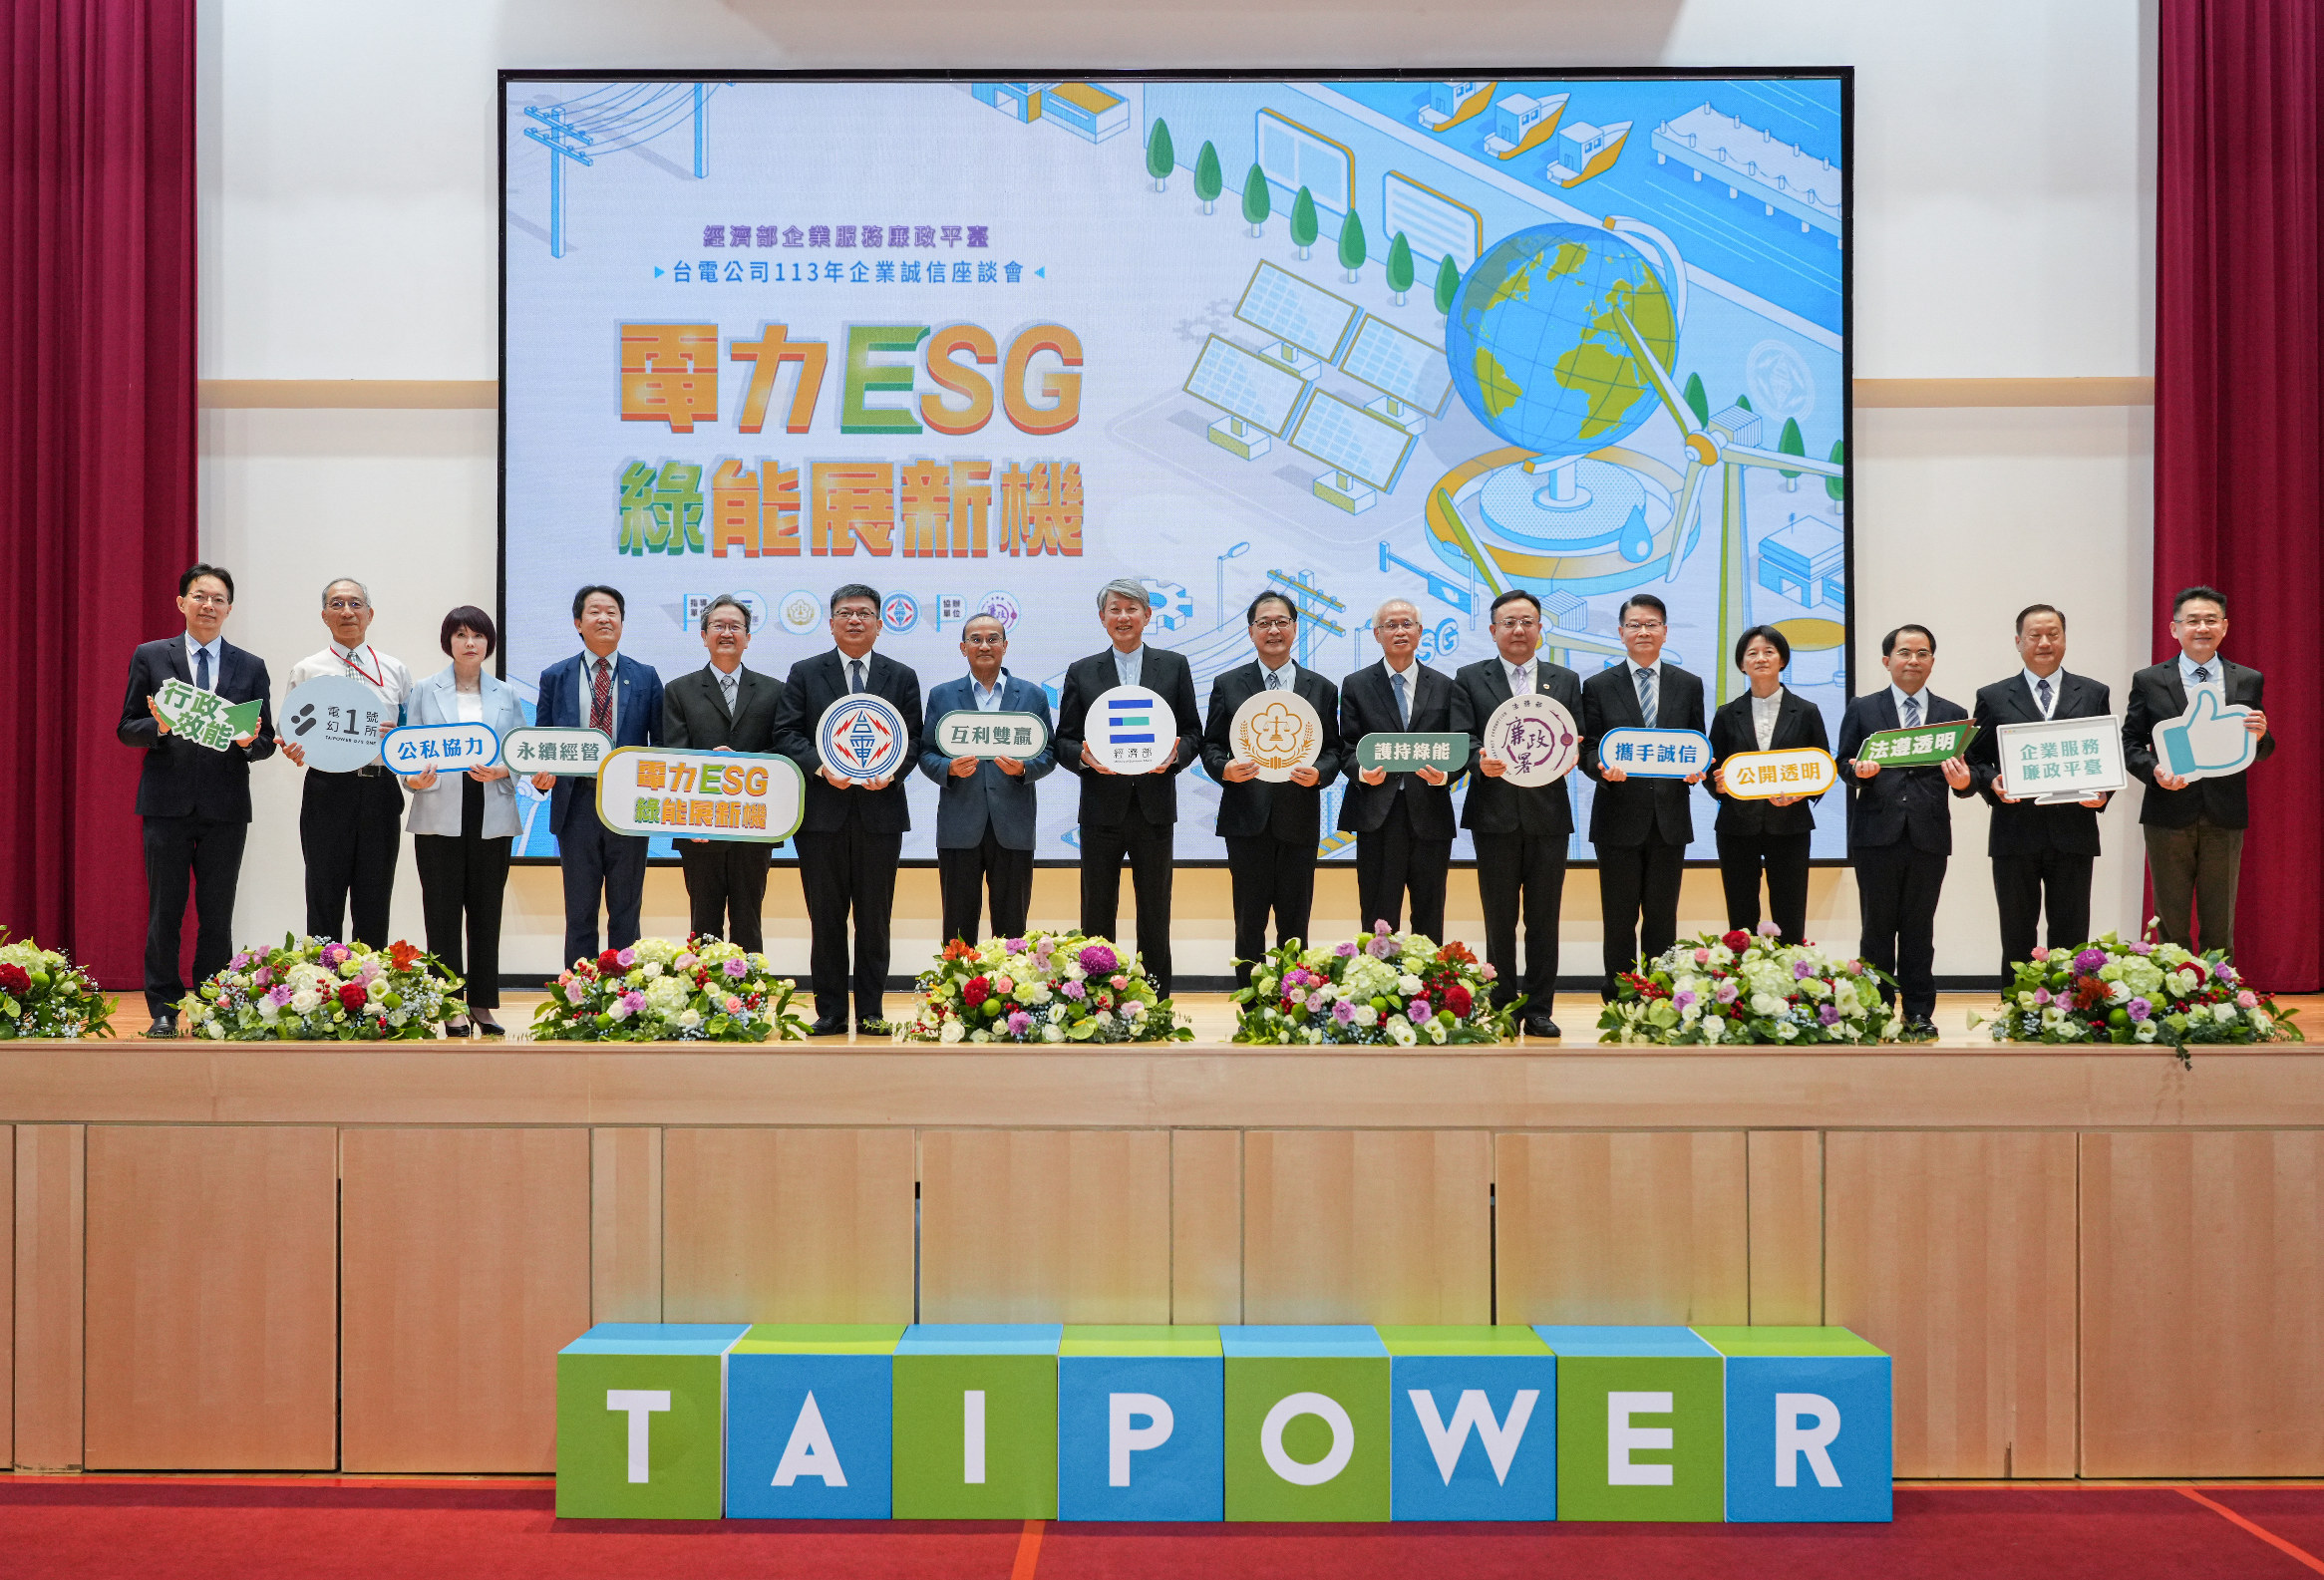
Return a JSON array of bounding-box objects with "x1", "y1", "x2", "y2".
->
[
  {"x1": 1902, "y1": 1016, "x2": 1940, "y2": 1042},
  {"x1": 475, "y1": 1018, "x2": 506, "y2": 1038},
  {"x1": 1523, "y1": 1018, "x2": 1562, "y2": 1040},
  {"x1": 142, "y1": 1014, "x2": 177, "y2": 1039},
  {"x1": 808, "y1": 1016, "x2": 848, "y2": 1038}
]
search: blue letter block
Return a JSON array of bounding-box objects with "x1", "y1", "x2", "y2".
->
[
  {"x1": 1696, "y1": 1327, "x2": 1892, "y2": 1523},
  {"x1": 1379, "y1": 1326, "x2": 1558, "y2": 1521},
  {"x1": 1058, "y1": 1325, "x2": 1224, "y2": 1521},
  {"x1": 725, "y1": 1324, "x2": 905, "y2": 1519}
]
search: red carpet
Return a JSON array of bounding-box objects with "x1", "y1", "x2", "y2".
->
[{"x1": 1, "y1": 1479, "x2": 2321, "y2": 1578}]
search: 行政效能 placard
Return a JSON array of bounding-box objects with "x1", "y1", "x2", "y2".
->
[{"x1": 153, "y1": 678, "x2": 262, "y2": 753}]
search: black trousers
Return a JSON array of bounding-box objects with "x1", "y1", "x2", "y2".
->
[
  {"x1": 1354, "y1": 792, "x2": 1450, "y2": 943},
  {"x1": 1992, "y1": 849, "x2": 2094, "y2": 987},
  {"x1": 1597, "y1": 828, "x2": 1685, "y2": 996},
  {"x1": 937, "y1": 828, "x2": 1033, "y2": 946},
  {"x1": 679, "y1": 837, "x2": 773, "y2": 951},
  {"x1": 1224, "y1": 833, "x2": 1318, "y2": 987},
  {"x1": 559, "y1": 784, "x2": 647, "y2": 969},
  {"x1": 1474, "y1": 830, "x2": 1565, "y2": 1022},
  {"x1": 1855, "y1": 841, "x2": 1948, "y2": 1021},
  {"x1": 301, "y1": 769, "x2": 404, "y2": 948},
  {"x1": 798, "y1": 818, "x2": 901, "y2": 1023},
  {"x1": 142, "y1": 814, "x2": 246, "y2": 1017},
  {"x1": 1080, "y1": 809, "x2": 1175, "y2": 996},
  {"x1": 1717, "y1": 830, "x2": 1813, "y2": 947},
  {"x1": 414, "y1": 782, "x2": 511, "y2": 1011}
]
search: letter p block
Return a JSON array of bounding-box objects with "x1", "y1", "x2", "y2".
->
[{"x1": 1058, "y1": 1325, "x2": 1223, "y2": 1521}]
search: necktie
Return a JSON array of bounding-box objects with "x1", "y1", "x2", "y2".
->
[
  {"x1": 2193, "y1": 665, "x2": 2211, "y2": 684},
  {"x1": 194, "y1": 647, "x2": 210, "y2": 693},
  {"x1": 2037, "y1": 676, "x2": 2053, "y2": 717},
  {"x1": 1265, "y1": 669, "x2": 1280, "y2": 691},
  {"x1": 849, "y1": 658, "x2": 866, "y2": 694},
  {"x1": 590, "y1": 657, "x2": 612, "y2": 734},
  {"x1": 1636, "y1": 666, "x2": 1657, "y2": 729},
  {"x1": 1513, "y1": 664, "x2": 1528, "y2": 696},
  {"x1": 720, "y1": 671, "x2": 738, "y2": 715},
  {"x1": 1903, "y1": 693, "x2": 1921, "y2": 729},
  {"x1": 1393, "y1": 670, "x2": 1410, "y2": 728}
]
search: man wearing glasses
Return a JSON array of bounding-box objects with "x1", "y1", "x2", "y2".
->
[
  {"x1": 1338, "y1": 597, "x2": 1470, "y2": 941},
  {"x1": 281, "y1": 578, "x2": 415, "y2": 948},
  {"x1": 662, "y1": 593, "x2": 786, "y2": 951},
  {"x1": 919, "y1": 612, "x2": 1054, "y2": 947}
]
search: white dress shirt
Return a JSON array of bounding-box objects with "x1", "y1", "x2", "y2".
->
[
  {"x1": 182, "y1": 633, "x2": 224, "y2": 689},
  {"x1": 1505, "y1": 658, "x2": 1534, "y2": 697},
  {"x1": 286, "y1": 641, "x2": 414, "y2": 715},
  {"x1": 1112, "y1": 645, "x2": 1144, "y2": 690},
  {"x1": 1259, "y1": 658, "x2": 1297, "y2": 691},
  {"x1": 2021, "y1": 668, "x2": 2062, "y2": 719},
  {"x1": 1889, "y1": 683, "x2": 1930, "y2": 727},
  {"x1": 1750, "y1": 688, "x2": 1784, "y2": 751}
]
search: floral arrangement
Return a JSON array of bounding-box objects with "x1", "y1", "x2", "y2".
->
[
  {"x1": 1231, "y1": 925, "x2": 1512, "y2": 1046},
  {"x1": 900, "y1": 932, "x2": 1189, "y2": 1044},
  {"x1": 1598, "y1": 926, "x2": 1904, "y2": 1046},
  {"x1": 0, "y1": 934, "x2": 116, "y2": 1039},
  {"x1": 533, "y1": 935, "x2": 811, "y2": 1042},
  {"x1": 179, "y1": 935, "x2": 461, "y2": 1041},
  {"x1": 1974, "y1": 929, "x2": 2302, "y2": 1067}
]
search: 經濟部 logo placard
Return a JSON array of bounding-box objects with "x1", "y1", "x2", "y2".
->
[{"x1": 1091, "y1": 685, "x2": 1172, "y2": 773}]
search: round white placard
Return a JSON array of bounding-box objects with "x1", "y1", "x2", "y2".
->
[
  {"x1": 1483, "y1": 693, "x2": 1581, "y2": 788},
  {"x1": 1227, "y1": 688, "x2": 1323, "y2": 783},
  {"x1": 1087, "y1": 685, "x2": 1174, "y2": 773}
]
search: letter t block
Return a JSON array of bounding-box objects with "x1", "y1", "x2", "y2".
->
[{"x1": 554, "y1": 1323, "x2": 747, "y2": 1519}]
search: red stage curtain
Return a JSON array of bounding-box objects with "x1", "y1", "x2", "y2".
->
[
  {"x1": 0, "y1": 0, "x2": 196, "y2": 985},
  {"x1": 2158, "y1": 0, "x2": 2324, "y2": 991}
]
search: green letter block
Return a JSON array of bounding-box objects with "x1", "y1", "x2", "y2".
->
[
  {"x1": 1538, "y1": 1326, "x2": 1724, "y2": 1522},
  {"x1": 554, "y1": 1323, "x2": 746, "y2": 1519},
  {"x1": 1221, "y1": 1326, "x2": 1390, "y2": 1521},
  {"x1": 891, "y1": 1324, "x2": 1060, "y2": 1518}
]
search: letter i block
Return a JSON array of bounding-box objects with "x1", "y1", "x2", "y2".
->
[
  {"x1": 1058, "y1": 1325, "x2": 1224, "y2": 1522},
  {"x1": 1380, "y1": 1325, "x2": 1558, "y2": 1521},
  {"x1": 1536, "y1": 1326, "x2": 1724, "y2": 1522},
  {"x1": 725, "y1": 1324, "x2": 906, "y2": 1519},
  {"x1": 1221, "y1": 1326, "x2": 1390, "y2": 1522},
  {"x1": 891, "y1": 1324, "x2": 1061, "y2": 1519},
  {"x1": 554, "y1": 1323, "x2": 747, "y2": 1519},
  {"x1": 1694, "y1": 1327, "x2": 1892, "y2": 1523}
]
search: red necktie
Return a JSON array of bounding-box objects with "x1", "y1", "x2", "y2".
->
[{"x1": 590, "y1": 657, "x2": 612, "y2": 734}]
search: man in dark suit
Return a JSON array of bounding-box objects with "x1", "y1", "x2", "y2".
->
[
  {"x1": 1580, "y1": 592, "x2": 1706, "y2": 998},
  {"x1": 1201, "y1": 592, "x2": 1343, "y2": 987},
  {"x1": 1835, "y1": 623, "x2": 1977, "y2": 1036},
  {"x1": 1053, "y1": 578, "x2": 1203, "y2": 997},
  {"x1": 661, "y1": 593, "x2": 785, "y2": 951},
  {"x1": 116, "y1": 563, "x2": 276, "y2": 1036},
  {"x1": 1338, "y1": 597, "x2": 1468, "y2": 941},
  {"x1": 531, "y1": 585, "x2": 664, "y2": 970},
  {"x1": 1966, "y1": 604, "x2": 2113, "y2": 985},
  {"x1": 1457, "y1": 589, "x2": 1583, "y2": 1037},
  {"x1": 773, "y1": 583, "x2": 923, "y2": 1035},
  {"x1": 919, "y1": 613, "x2": 1054, "y2": 946},
  {"x1": 2123, "y1": 584, "x2": 2274, "y2": 955}
]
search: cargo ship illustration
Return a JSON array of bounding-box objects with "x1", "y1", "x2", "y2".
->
[
  {"x1": 1482, "y1": 92, "x2": 1569, "y2": 159},
  {"x1": 1546, "y1": 119, "x2": 1629, "y2": 186},
  {"x1": 1416, "y1": 80, "x2": 1496, "y2": 131}
]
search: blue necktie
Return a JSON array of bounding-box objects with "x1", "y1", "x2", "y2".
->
[
  {"x1": 195, "y1": 647, "x2": 210, "y2": 693},
  {"x1": 849, "y1": 659, "x2": 865, "y2": 695},
  {"x1": 1903, "y1": 694, "x2": 1921, "y2": 729},
  {"x1": 2036, "y1": 676, "x2": 2052, "y2": 717},
  {"x1": 1393, "y1": 670, "x2": 1410, "y2": 728},
  {"x1": 1636, "y1": 666, "x2": 1657, "y2": 729},
  {"x1": 1265, "y1": 670, "x2": 1280, "y2": 691},
  {"x1": 2192, "y1": 665, "x2": 2211, "y2": 684}
]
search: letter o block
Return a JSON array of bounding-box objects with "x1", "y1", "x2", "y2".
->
[
  {"x1": 1381, "y1": 1325, "x2": 1558, "y2": 1521},
  {"x1": 1221, "y1": 1326, "x2": 1390, "y2": 1521},
  {"x1": 1696, "y1": 1327, "x2": 1892, "y2": 1522},
  {"x1": 1538, "y1": 1326, "x2": 1724, "y2": 1522},
  {"x1": 554, "y1": 1323, "x2": 746, "y2": 1519},
  {"x1": 891, "y1": 1324, "x2": 1060, "y2": 1519},
  {"x1": 724, "y1": 1324, "x2": 904, "y2": 1519},
  {"x1": 1058, "y1": 1325, "x2": 1223, "y2": 1521}
]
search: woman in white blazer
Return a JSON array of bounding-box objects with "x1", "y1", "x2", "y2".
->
[{"x1": 402, "y1": 606, "x2": 526, "y2": 1035}]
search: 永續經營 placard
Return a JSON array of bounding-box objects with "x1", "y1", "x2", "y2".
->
[
  {"x1": 933, "y1": 710, "x2": 1050, "y2": 761},
  {"x1": 595, "y1": 748, "x2": 804, "y2": 841},
  {"x1": 1595, "y1": 727, "x2": 1713, "y2": 780},
  {"x1": 1356, "y1": 733, "x2": 1470, "y2": 774},
  {"x1": 504, "y1": 726, "x2": 614, "y2": 776},
  {"x1": 1719, "y1": 748, "x2": 1836, "y2": 800},
  {"x1": 1090, "y1": 685, "x2": 1174, "y2": 773},
  {"x1": 1227, "y1": 690, "x2": 1323, "y2": 783},
  {"x1": 382, "y1": 721, "x2": 502, "y2": 776},
  {"x1": 1855, "y1": 720, "x2": 1975, "y2": 768},
  {"x1": 1481, "y1": 695, "x2": 1579, "y2": 788},
  {"x1": 817, "y1": 694, "x2": 911, "y2": 783}
]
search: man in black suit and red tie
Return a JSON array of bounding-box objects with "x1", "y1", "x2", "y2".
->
[
  {"x1": 1337, "y1": 597, "x2": 1469, "y2": 941},
  {"x1": 2122, "y1": 584, "x2": 2273, "y2": 955},
  {"x1": 1580, "y1": 592, "x2": 1706, "y2": 998},
  {"x1": 1455, "y1": 589, "x2": 1584, "y2": 1037},
  {"x1": 1835, "y1": 623, "x2": 1977, "y2": 1037},
  {"x1": 117, "y1": 563, "x2": 277, "y2": 1036},
  {"x1": 1201, "y1": 591, "x2": 1343, "y2": 987},
  {"x1": 1966, "y1": 604, "x2": 2113, "y2": 985}
]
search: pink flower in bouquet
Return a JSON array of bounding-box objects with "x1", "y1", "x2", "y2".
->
[
  {"x1": 1794, "y1": 960, "x2": 1815, "y2": 980},
  {"x1": 1367, "y1": 934, "x2": 1396, "y2": 959},
  {"x1": 1006, "y1": 1010, "x2": 1033, "y2": 1036},
  {"x1": 2034, "y1": 987, "x2": 2052, "y2": 1006},
  {"x1": 723, "y1": 956, "x2": 749, "y2": 978},
  {"x1": 1715, "y1": 981, "x2": 1741, "y2": 1004},
  {"x1": 1758, "y1": 921, "x2": 1782, "y2": 936},
  {"x1": 617, "y1": 947, "x2": 638, "y2": 968},
  {"x1": 1078, "y1": 943, "x2": 1119, "y2": 975},
  {"x1": 2237, "y1": 990, "x2": 2259, "y2": 1009},
  {"x1": 2074, "y1": 947, "x2": 2108, "y2": 972},
  {"x1": 1478, "y1": 963, "x2": 1496, "y2": 982},
  {"x1": 320, "y1": 943, "x2": 350, "y2": 966},
  {"x1": 2031, "y1": 946, "x2": 2050, "y2": 962},
  {"x1": 1005, "y1": 937, "x2": 1026, "y2": 953},
  {"x1": 1819, "y1": 1003, "x2": 1841, "y2": 1025},
  {"x1": 675, "y1": 953, "x2": 698, "y2": 972},
  {"x1": 264, "y1": 985, "x2": 293, "y2": 1008},
  {"x1": 1409, "y1": 996, "x2": 1433, "y2": 1021},
  {"x1": 994, "y1": 976, "x2": 1015, "y2": 995},
  {"x1": 1673, "y1": 990, "x2": 1697, "y2": 1012},
  {"x1": 724, "y1": 995, "x2": 744, "y2": 1014},
  {"x1": 1693, "y1": 948, "x2": 1711, "y2": 966},
  {"x1": 1335, "y1": 941, "x2": 1358, "y2": 957},
  {"x1": 1063, "y1": 980, "x2": 1087, "y2": 1001},
  {"x1": 2132, "y1": 941, "x2": 2156, "y2": 956},
  {"x1": 1331, "y1": 999, "x2": 1357, "y2": 1024}
]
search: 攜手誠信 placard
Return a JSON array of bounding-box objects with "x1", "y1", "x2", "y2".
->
[
  {"x1": 382, "y1": 721, "x2": 502, "y2": 776},
  {"x1": 1998, "y1": 715, "x2": 2127, "y2": 802},
  {"x1": 817, "y1": 694, "x2": 911, "y2": 783},
  {"x1": 595, "y1": 748, "x2": 805, "y2": 841},
  {"x1": 1089, "y1": 685, "x2": 1173, "y2": 774},
  {"x1": 279, "y1": 674, "x2": 392, "y2": 774},
  {"x1": 1227, "y1": 689, "x2": 1323, "y2": 783},
  {"x1": 1356, "y1": 733, "x2": 1471, "y2": 773},
  {"x1": 933, "y1": 710, "x2": 1050, "y2": 761},
  {"x1": 1596, "y1": 727, "x2": 1713, "y2": 781},
  {"x1": 1718, "y1": 748, "x2": 1837, "y2": 800},
  {"x1": 505, "y1": 726, "x2": 614, "y2": 777},
  {"x1": 1482, "y1": 694, "x2": 1580, "y2": 788}
]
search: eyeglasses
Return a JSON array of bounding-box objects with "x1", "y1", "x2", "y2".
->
[
  {"x1": 706, "y1": 621, "x2": 748, "y2": 635},
  {"x1": 183, "y1": 594, "x2": 230, "y2": 609},
  {"x1": 1493, "y1": 617, "x2": 1539, "y2": 632},
  {"x1": 1377, "y1": 620, "x2": 1420, "y2": 633},
  {"x1": 1251, "y1": 617, "x2": 1295, "y2": 632},
  {"x1": 326, "y1": 598, "x2": 369, "y2": 612},
  {"x1": 2174, "y1": 614, "x2": 2224, "y2": 630},
  {"x1": 1621, "y1": 620, "x2": 1666, "y2": 633},
  {"x1": 963, "y1": 633, "x2": 1006, "y2": 647},
  {"x1": 833, "y1": 609, "x2": 876, "y2": 623}
]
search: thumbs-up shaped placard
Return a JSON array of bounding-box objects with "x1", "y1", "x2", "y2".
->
[{"x1": 2158, "y1": 690, "x2": 2259, "y2": 783}]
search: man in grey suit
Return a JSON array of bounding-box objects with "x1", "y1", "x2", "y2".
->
[
  {"x1": 662, "y1": 593, "x2": 786, "y2": 951},
  {"x1": 919, "y1": 612, "x2": 1056, "y2": 945}
]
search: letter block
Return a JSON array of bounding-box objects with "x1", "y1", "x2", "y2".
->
[
  {"x1": 1538, "y1": 1325, "x2": 1724, "y2": 1522},
  {"x1": 891, "y1": 1324, "x2": 1061, "y2": 1519},
  {"x1": 1058, "y1": 1325, "x2": 1224, "y2": 1522},
  {"x1": 1221, "y1": 1326, "x2": 1390, "y2": 1522},
  {"x1": 1696, "y1": 1327, "x2": 1892, "y2": 1523},
  {"x1": 554, "y1": 1323, "x2": 747, "y2": 1519},
  {"x1": 725, "y1": 1324, "x2": 905, "y2": 1519},
  {"x1": 1380, "y1": 1325, "x2": 1558, "y2": 1521}
]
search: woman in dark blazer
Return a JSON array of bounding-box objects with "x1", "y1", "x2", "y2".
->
[{"x1": 1706, "y1": 624, "x2": 1830, "y2": 945}]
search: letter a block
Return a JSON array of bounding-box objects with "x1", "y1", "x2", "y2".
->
[
  {"x1": 725, "y1": 1324, "x2": 905, "y2": 1519},
  {"x1": 1058, "y1": 1325, "x2": 1224, "y2": 1521},
  {"x1": 1538, "y1": 1325, "x2": 1724, "y2": 1522},
  {"x1": 1221, "y1": 1326, "x2": 1390, "y2": 1522},
  {"x1": 554, "y1": 1323, "x2": 747, "y2": 1519},
  {"x1": 1696, "y1": 1327, "x2": 1892, "y2": 1523},
  {"x1": 891, "y1": 1324, "x2": 1060, "y2": 1519},
  {"x1": 1380, "y1": 1325, "x2": 1558, "y2": 1521}
]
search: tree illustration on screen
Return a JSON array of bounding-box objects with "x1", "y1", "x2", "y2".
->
[
  {"x1": 1778, "y1": 418, "x2": 1806, "y2": 489},
  {"x1": 1433, "y1": 254, "x2": 1460, "y2": 315},
  {"x1": 1337, "y1": 208, "x2": 1367, "y2": 282},
  {"x1": 1193, "y1": 142, "x2": 1222, "y2": 214},
  {"x1": 1146, "y1": 119, "x2": 1174, "y2": 192},
  {"x1": 1683, "y1": 372, "x2": 1710, "y2": 427},
  {"x1": 1386, "y1": 232, "x2": 1414, "y2": 305},
  {"x1": 1289, "y1": 186, "x2": 1318, "y2": 260},
  {"x1": 1241, "y1": 163, "x2": 1271, "y2": 236}
]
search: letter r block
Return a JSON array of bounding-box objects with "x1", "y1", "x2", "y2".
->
[
  {"x1": 1538, "y1": 1326, "x2": 1724, "y2": 1521},
  {"x1": 1696, "y1": 1327, "x2": 1892, "y2": 1522},
  {"x1": 724, "y1": 1324, "x2": 904, "y2": 1519},
  {"x1": 891, "y1": 1324, "x2": 1060, "y2": 1519},
  {"x1": 554, "y1": 1323, "x2": 746, "y2": 1518},
  {"x1": 1057, "y1": 1325, "x2": 1223, "y2": 1521},
  {"x1": 1381, "y1": 1325, "x2": 1558, "y2": 1521},
  {"x1": 1220, "y1": 1326, "x2": 1390, "y2": 1522}
]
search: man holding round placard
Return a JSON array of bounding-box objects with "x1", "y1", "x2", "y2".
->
[
  {"x1": 1201, "y1": 591, "x2": 1343, "y2": 988},
  {"x1": 919, "y1": 612, "x2": 1054, "y2": 948},
  {"x1": 1339, "y1": 597, "x2": 1470, "y2": 944},
  {"x1": 281, "y1": 577, "x2": 414, "y2": 949}
]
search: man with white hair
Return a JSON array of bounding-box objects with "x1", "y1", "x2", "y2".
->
[{"x1": 1337, "y1": 597, "x2": 1470, "y2": 941}]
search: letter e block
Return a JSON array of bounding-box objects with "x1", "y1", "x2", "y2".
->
[
  {"x1": 554, "y1": 1323, "x2": 746, "y2": 1519},
  {"x1": 1221, "y1": 1325, "x2": 1390, "y2": 1522},
  {"x1": 725, "y1": 1324, "x2": 905, "y2": 1518},
  {"x1": 1381, "y1": 1325, "x2": 1557, "y2": 1521},
  {"x1": 1058, "y1": 1325, "x2": 1224, "y2": 1521},
  {"x1": 891, "y1": 1324, "x2": 1060, "y2": 1518},
  {"x1": 1697, "y1": 1326, "x2": 1891, "y2": 1522},
  {"x1": 1537, "y1": 1326, "x2": 1724, "y2": 1522}
]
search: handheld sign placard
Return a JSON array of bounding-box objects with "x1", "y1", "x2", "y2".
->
[
  {"x1": 1999, "y1": 715, "x2": 2128, "y2": 802},
  {"x1": 1598, "y1": 726, "x2": 1714, "y2": 780},
  {"x1": 504, "y1": 726, "x2": 613, "y2": 776},
  {"x1": 933, "y1": 710, "x2": 1050, "y2": 760},
  {"x1": 1855, "y1": 719, "x2": 1976, "y2": 769},
  {"x1": 382, "y1": 722, "x2": 502, "y2": 776},
  {"x1": 279, "y1": 674, "x2": 391, "y2": 773},
  {"x1": 596, "y1": 748, "x2": 804, "y2": 842},
  {"x1": 1356, "y1": 732, "x2": 1470, "y2": 773},
  {"x1": 1721, "y1": 748, "x2": 1837, "y2": 800},
  {"x1": 1089, "y1": 685, "x2": 1173, "y2": 773},
  {"x1": 1482, "y1": 694, "x2": 1580, "y2": 788},
  {"x1": 1226, "y1": 689, "x2": 1322, "y2": 783},
  {"x1": 153, "y1": 678, "x2": 262, "y2": 753},
  {"x1": 817, "y1": 693, "x2": 910, "y2": 783},
  {"x1": 2156, "y1": 693, "x2": 2259, "y2": 785}
]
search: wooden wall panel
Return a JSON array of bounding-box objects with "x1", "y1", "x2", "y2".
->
[
  {"x1": 1171, "y1": 1130, "x2": 1241, "y2": 1325},
  {"x1": 1244, "y1": 1130, "x2": 1490, "y2": 1325},
  {"x1": 1748, "y1": 1130, "x2": 1824, "y2": 1325},
  {"x1": 84, "y1": 1126, "x2": 338, "y2": 1469},
  {"x1": 662, "y1": 1128, "x2": 913, "y2": 1324},
  {"x1": 590, "y1": 1127, "x2": 663, "y2": 1323},
  {"x1": 341, "y1": 1127, "x2": 590, "y2": 1472},
  {"x1": 2082, "y1": 1130, "x2": 2324, "y2": 1475},
  {"x1": 1495, "y1": 1131, "x2": 1748, "y2": 1327},
  {"x1": 13, "y1": 1123, "x2": 83, "y2": 1470},
  {"x1": 919, "y1": 1129, "x2": 1170, "y2": 1324},
  {"x1": 1826, "y1": 1130, "x2": 2077, "y2": 1478}
]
